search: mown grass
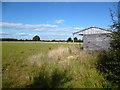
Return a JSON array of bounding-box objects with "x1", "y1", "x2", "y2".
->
[{"x1": 2, "y1": 42, "x2": 113, "y2": 88}]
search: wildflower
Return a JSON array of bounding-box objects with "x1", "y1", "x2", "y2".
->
[{"x1": 68, "y1": 56, "x2": 74, "y2": 59}]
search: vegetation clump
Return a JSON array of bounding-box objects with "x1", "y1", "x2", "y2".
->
[
  {"x1": 28, "y1": 46, "x2": 110, "y2": 88},
  {"x1": 33, "y1": 35, "x2": 40, "y2": 41},
  {"x1": 97, "y1": 5, "x2": 120, "y2": 88}
]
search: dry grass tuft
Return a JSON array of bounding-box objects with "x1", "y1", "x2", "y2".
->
[
  {"x1": 26, "y1": 46, "x2": 108, "y2": 88},
  {"x1": 48, "y1": 46, "x2": 69, "y2": 60},
  {"x1": 71, "y1": 47, "x2": 96, "y2": 63},
  {"x1": 28, "y1": 46, "x2": 96, "y2": 68},
  {"x1": 28, "y1": 53, "x2": 45, "y2": 67}
]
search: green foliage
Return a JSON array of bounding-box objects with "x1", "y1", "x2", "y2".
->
[
  {"x1": 67, "y1": 37, "x2": 72, "y2": 42},
  {"x1": 97, "y1": 5, "x2": 120, "y2": 88},
  {"x1": 67, "y1": 37, "x2": 83, "y2": 42},
  {"x1": 33, "y1": 35, "x2": 40, "y2": 41},
  {"x1": 0, "y1": 38, "x2": 18, "y2": 41},
  {"x1": 74, "y1": 37, "x2": 78, "y2": 41},
  {"x1": 97, "y1": 51, "x2": 120, "y2": 87},
  {"x1": 109, "y1": 6, "x2": 120, "y2": 86},
  {"x1": 74, "y1": 39, "x2": 83, "y2": 42},
  {"x1": 51, "y1": 40, "x2": 55, "y2": 42},
  {"x1": 111, "y1": 31, "x2": 120, "y2": 51},
  {"x1": 30, "y1": 66, "x2": 72, "y2": 88}
]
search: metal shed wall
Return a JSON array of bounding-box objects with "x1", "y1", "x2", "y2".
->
[{"x1": 83, "y1": 34, "x2": 111, "y2": 51}]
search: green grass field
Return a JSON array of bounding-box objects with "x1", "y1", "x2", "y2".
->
[{"x1": 2, "y1": 42, "x2": 112, "y2": 88}]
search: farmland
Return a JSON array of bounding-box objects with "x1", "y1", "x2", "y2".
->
[{"x1": 2, "y1": 42, "x2": 113, "y2": 88}]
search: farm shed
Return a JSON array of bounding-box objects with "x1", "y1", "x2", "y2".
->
[{"x1": 73, "y1": 26, "x2": 112, "y2": 51}]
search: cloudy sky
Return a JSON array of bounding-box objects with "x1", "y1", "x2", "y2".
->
[{"x1": 1, "y1": 2, "x2": 118, "y2": 40}]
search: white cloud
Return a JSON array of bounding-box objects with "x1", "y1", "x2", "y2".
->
[
  {"x1": 41, "y1": 24, "x2": 57, "y2": 28},
  {"x1": 38, "y1": 33, "x2": 71, "y2": 40},
  {"x1": 0, "y1": 31, "x2": 10, "y2": 35},
  {"x1": 35, "y1": 28, "x2": 49, "y2": 32},
  {"x1": 35, "y1": 27, "x2": 74, "y2": 32},
  {"x1": 24, "y1": 24, "x2": 40, "y2": 29},
  {"x1": 0, "y1": 22, "x2": 58, "y2": 29},
  {"x1": 24, "y1": 24, "x2": 57, "y2": 29},
  {"x1": 52, "y1": 27, "x2": 73, "y2": 32},
  {"x1": 55, "y1": 19, "x2": 65, "y2": 24},
  {"x1": 1, "y1": 23, "x2": 24, "y2": 29},
  {"x1": 74, "y1": 27, "x2": 84, "y2": 30},
  {"x1": 16, "y1": 33, "x2": 32, "y2": 36},
  {"x1": 35, "y1": 27, "x2": 84, "y2": 33}
]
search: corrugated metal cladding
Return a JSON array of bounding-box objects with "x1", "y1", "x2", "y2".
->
[
  {"x1": 73, "y1": 26, "x2": 112, "y2": 51},
  {"x1": 83, "y1": 34, "x2": 111, "y2": 51}
]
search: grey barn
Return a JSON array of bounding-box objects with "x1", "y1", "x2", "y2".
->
[{"x1": 73, "y1": 26, "x2": 112, "y2": 51}]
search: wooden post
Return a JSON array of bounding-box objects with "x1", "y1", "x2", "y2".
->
[{"x1": 73, "y1": 34, "x2": 74, "y2": 48}]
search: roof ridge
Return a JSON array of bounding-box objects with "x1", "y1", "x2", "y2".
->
[{"x1": 73, "y1": 26, "x2": 112, "y2": 35}]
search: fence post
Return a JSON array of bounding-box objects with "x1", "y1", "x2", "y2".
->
[{"x1": 73, "y1": 34, "x2": 74, "y2": 48}]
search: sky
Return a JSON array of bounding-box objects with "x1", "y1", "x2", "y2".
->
[{"x1": 0, "y1": 2, "x2": 118, "y2": 40}]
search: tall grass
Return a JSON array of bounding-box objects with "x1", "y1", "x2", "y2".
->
[
  {"x1": 2, "y1": 42, "x2": 78, "y2": 88},
  {"x1": 2, "y1": 42, "x2": 113, "y2": 88},
  {"x1": 28, "y1": 46, "x2": 109, "y2": 88}
]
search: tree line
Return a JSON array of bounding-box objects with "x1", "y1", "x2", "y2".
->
[{"x1": 0, "y1": 35, "x2": 83, "y2": 42}]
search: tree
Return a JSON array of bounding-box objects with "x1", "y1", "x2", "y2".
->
[
  {"x1": 74, "y1": 37, "x2": 78, "y2": 42},
  {"x1": 98, "y1": 3, "x2": 120, "y2": 87},
  {"x1": 109, "y1": 5, "x2": 120, "y2": 57},
  {"x1": 67, "y1": 37, "x2": 72, "y2": 42},
  {"x1": 33, "y1": 35, "x2": 40, "y2": 41},
  {"x1": 1, "y1": 38, "x2": 18, "y2": 41},
  {"x1": 52, "y1": 40, "x2": 55, "y2": 42},
  {"x1": 103, "y1": 7, "x2": 120, "y2": 86},
  {"x1": 25, "y1": 39, "x2": 28, "y2": 41},
  {"x1": 19, "y1": 39, "x2": 23, "y2": 41}
]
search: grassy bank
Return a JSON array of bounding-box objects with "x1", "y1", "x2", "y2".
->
[{"x1": 2, "y1": 42, "x2": 113, "y2": 88}]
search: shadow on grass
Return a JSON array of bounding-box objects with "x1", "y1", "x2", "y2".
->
[
  {"x1": 97, "y1": 51, "x2": 120, "y2": 87},
  {"x1": 29, "y1": 68, "x2": 72, "y2": 88}
]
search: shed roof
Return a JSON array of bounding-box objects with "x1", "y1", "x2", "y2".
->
[{"x1": 73, "y1": 26, "x2": 112, "y2": 35}]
